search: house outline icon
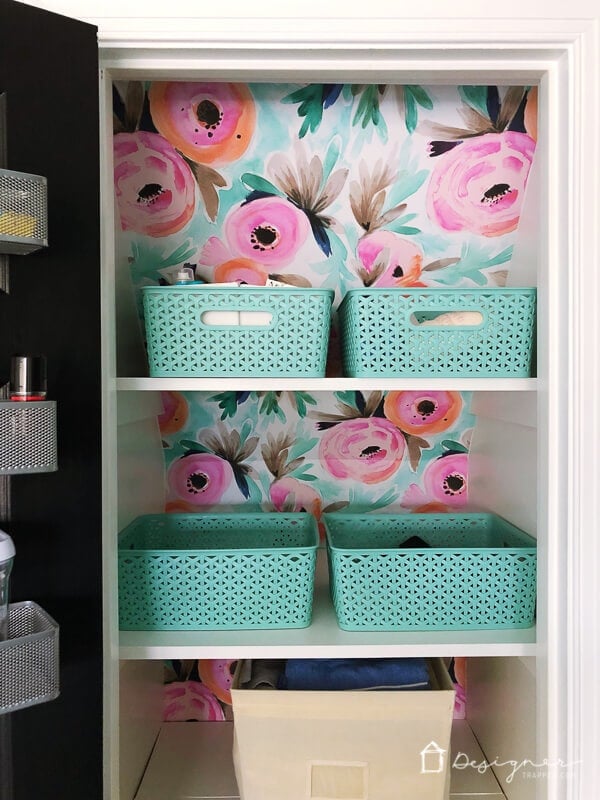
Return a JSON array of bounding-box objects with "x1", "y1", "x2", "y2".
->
[{"x1": 420, "y1": 741, "x2": 446, "y2": 774}]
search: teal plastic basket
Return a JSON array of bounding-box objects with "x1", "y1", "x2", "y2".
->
[
  {"x1": 339, "y1": 287, "x2": 536, "y2": 377},
  {"x1": 324, "y1": 513, "x2": 537, "y2": 630},
  {"x1": 118, "y1": 513, "x2": 319, "y2": 630},
  {"x1": 142, "y1": 285, "x2": 334, "y2": 377}
]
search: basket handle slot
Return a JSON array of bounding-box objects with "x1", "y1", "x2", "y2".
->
[
  {"x1": 200, "y1": 310, "x2": 275, "y2": 328},
  {"x1": 409, "y1": 310, "x2": 485, "y2": 329}
]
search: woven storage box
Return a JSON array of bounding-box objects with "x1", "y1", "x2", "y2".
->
[
  {"x1": 0, "y1": 168, "x2": 48, "y2": 254},
  {"x1": 118, "y1": 513, "x2": 319, "y2": 630},
  {"x1": 324, "y1": 513, "x2": 536, "y2": 630},
  {"x1": 339, "y1": 287, "x2": 536, "y2": 377},
  {"x1": 0, "y1": 401, "x2": 57, "y2": 474},
  {"x1": 232, "y1": 658, "x2": 455, "y2": 800},
  {"x1": 142, "y1": 285, "x2": 333, "y2": 377},
  {"x1": 0, "y1": 601, "x2": 60, "y2": 715}
]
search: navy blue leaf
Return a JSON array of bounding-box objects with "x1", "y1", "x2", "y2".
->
[
  {"x1": 429, "y1": 140, "x2": 463, "y2": 157},
  {"x1": 308, "y1": 215, "x2": 332, "y2": 257},
  {"x1": 322, "y1": 84, "x2": 344, "y2": 108},
  {"x1": 486, "y1": 86, "x2": 501, "y2": 127},
  {"x1": 242, "y1": 189, "x2": 278, "y2": 206}
]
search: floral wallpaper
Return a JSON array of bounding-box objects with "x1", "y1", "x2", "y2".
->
[
  {"x1": 159, "y1": 389, "x2": 473, "y2": 518},
  {"x1": 113, "y1": 82, "x2": 537, "y2": 297},
  {"x1": 113, "y1": 82, "x2": 536, "y2": 722},
  {"x1": 112, "y1": 81, "x2": 537, "y2": 516}
]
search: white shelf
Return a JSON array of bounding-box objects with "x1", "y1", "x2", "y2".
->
[
  {"x1": 115, "y1": 377, "x2": 538, "y2": 393},
  {"x1": 119, "y1": 550, "x2": 536, "y2": 660},
  {"x1": 133, "y1": 719, "x2": 506, "y2": 800}
]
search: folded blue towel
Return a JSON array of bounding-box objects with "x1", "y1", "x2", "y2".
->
[{"x1": 279, "y1": 658, "x2": 430, "y2": 691}]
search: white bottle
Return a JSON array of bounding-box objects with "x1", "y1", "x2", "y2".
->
[{"x1": 0, "y1": 530, "x2": 15, "y2": 641}]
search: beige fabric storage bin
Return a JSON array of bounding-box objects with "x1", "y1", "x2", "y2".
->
[{"x1": 231, "y1": 658, "x2": 455, "y2": 800}]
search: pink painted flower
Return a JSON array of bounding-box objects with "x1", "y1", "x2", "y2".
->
[
  {"x1": 270, "y1": 476, "x2": 323, "y2": 515},
  {"x1": 383, "y1": 391, "x2": 462, "y2": 435},
  {"x1": 320, "y1": 418, "x2": 406, "y2": 484},
  {"x1": 402, "y1": 452, "x2": 468, "y2": 508},
  {"x1": 224, "y1": 196, "x2": 310, "y2": 267},
  {"x1": 158, "y1": 391, "x2": 189, "y2": 435},
  {"x1": 167, "y1": 452, "x2": 234, "y2": 506},
  {"x1": 113, "y1": 131, "x2": 196, "y2": 237},
  {"x1": 149, "y1": 82, "x2": 256, "y2": 166},
  {"x1": 357, "y1": 230, "x2": 425, "y2": 287},
  {"x1": 164, "y1": 681, "x2": 224, "y2": 722},
  {"x1": 426, "y1": 131, "x2": 535, "y2": 237}
]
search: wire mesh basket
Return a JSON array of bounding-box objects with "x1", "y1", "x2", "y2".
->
[
  {"x1": 0, "y1": 401, "x2": 57, "y2": 474},
  {"x1": 0, "y1": 168, "x2": 48, "y2": 254},
  {"x1": 0, "y1": 601, "x2": 60, "y2": 715}
]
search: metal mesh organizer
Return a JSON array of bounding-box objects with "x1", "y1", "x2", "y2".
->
[
  {"x1": 0, "y1": 168, "x2": 48, "y2": 254},
  {"x1": 0, "y1": 401, "x2": 57, "y2": 474},
  {"x1": 0, "y1": 601, "x2": 60, "y2": 715},
  {"x1": 324, "y1": 513, "x2": 537, "y2": 631},
  {"x1": 118, "y1": 513, "x2": 319, "y2": 630}
]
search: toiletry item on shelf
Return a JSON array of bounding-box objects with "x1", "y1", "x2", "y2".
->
[
  {"x1": 174, "y1": 266, "x2": 204, "y2": 285},
  {"x1": 418, "y1": 310, "x2": 483, "y2": 327},
  {"x1": 0, "y1": 211, "x2": 37, "y2": 238},
  {"x1": 9, "y1": 354, "x2": 47, "y2": 401},
  {"x1": 0, "y1": 531, "x2": 15, "y2": 641}
]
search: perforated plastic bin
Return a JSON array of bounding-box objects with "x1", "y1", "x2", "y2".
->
[
  {"x1": 0, "y1": 601, "x2": 60, "y2": 715},
  {"x1": 0, "y1": 168, "x2": 48, "y2": 254},
  {"x1": 324, "y1": 513, "x2": 537, "y2": 631},
  {"x1": 0, "y1": 401, "x2": 57, "y2": 474},
  {"x1": 142, "y1": 285, "x2": 334, "y2": 377},
  {"x1": 339, "y1": 287, "x2": 536, "y2": 377},
  {"x1": 118, "y1": 513, "x2": 319, "y2": 630}
]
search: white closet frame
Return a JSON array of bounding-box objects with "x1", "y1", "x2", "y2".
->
[{"x1": 94, "y1": 10, "x2": 599, "y2": 800}]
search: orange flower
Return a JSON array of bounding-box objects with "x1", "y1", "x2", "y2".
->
[
  {"x1": 384, "y1": 391, "x2": 462, "y2": 435},
  {"x1": 149, "y1": 82, "x2": 256, "y2": 165}
]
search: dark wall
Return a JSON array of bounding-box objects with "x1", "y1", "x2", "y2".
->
[{"x1": 0, "y1": 2, "x2": 102, "y2": 798}]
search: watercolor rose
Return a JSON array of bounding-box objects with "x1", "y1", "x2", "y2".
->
[
  {"x1": 402, "y1": 450, "x2": 469, "y2": 508},
  {"x1": 319, "y1": 417, "x2": 406, "y2": 484},
  {"x1": 262, "y1": 430, "x2": 323, "y2": 515},
  {"x1": 167, "y1": 423, "x2": 259, "y2": 508},
  {"x1": 164, "y1": 681, "x2": 224, "y2": 722},
  {"x1": 149, "y1": 82, "x2": 256, "y2": 166},
  {"x1": 113, "y1": 131, "x2": 196, "y2": 237},
  {"x1": 158, "y1": 391, "x2": 189, "y2": 436},
  {"x1": 426, "y1": 131, "x2": 535, "y2": 237},
  {"x1": 350, "y1": 158, "x2": 427, "y2": 287},
  {"x1": 383, "y1": 391, "x2": 462, "y2": 436}
]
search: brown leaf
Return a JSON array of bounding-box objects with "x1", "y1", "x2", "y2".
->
[
  {"x1": 423, "y1": 257, "x2": 461, "y2": 272},
  {"x1": 124, "y1": 81, "x2": 145, "y2": 133},
  {"x1": 186, "y1": 161, "x2": 227, "y2": 222},
  {"x1": 405, "y1": 434, "x2": 431, "y2": 472},
  {"x1": 113, "y1": 112, "x2": 125, "y2": 135},
  {"x1": 490, "y1": 269, "x2": 508, "y2": 286},
  {"x1": 458, "y1": 104, "x2": 496, "y2": 135},
  {"x1": 269, "y1": 273, "x2": 312, "y2": 288},
  {"x1": 373, "y1": 202, "x2": 408, "y2": 231},
  {"x1": 364, "y1": 391, "x2": 384, "y2": 417},
  {"x1": 417, "y1": 120, "x2": 481, "y2": 140},
  {"x1": 496, "y1": 86, "x2": 527, "y2": 132}
]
